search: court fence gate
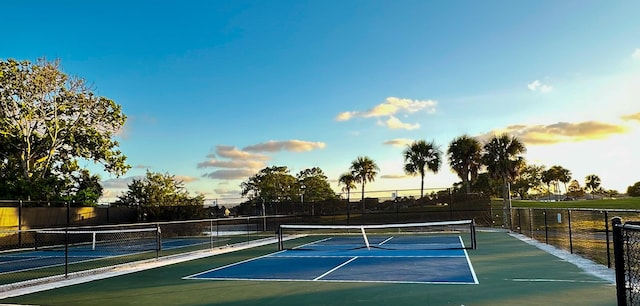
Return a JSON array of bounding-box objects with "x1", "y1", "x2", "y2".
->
[{"x1": 612, "y1": 217, "x2": 640, "y2": 306}]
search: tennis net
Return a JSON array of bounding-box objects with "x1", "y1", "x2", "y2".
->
[
  {"x1": 35, "y1": 227, "x2": 161, "y2": 253},
  {"x1": 277, "y1": 220, "x2": 476, "y2": 251}
]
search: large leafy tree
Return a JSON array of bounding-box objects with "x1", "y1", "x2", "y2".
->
[
  {"x1": 482, "y1": 134, "x2": 526, "y2": 228},
  {"x1": 240, "y1": 166, "x2": 298, "y2": 205},
  {"x1": 350, "y1": 156, "x2": 379, "y2": 213},
  {"x1": 296, "y1": 167, "x2": 336, "y2": 203},
  {"x1": 66, "y1": 169, "x2": 104, "y2": 206},
  {"x1": 296, "y1": 167, "x2": 336, "y2": 215},
  {"x1": 0, "y1": 58, "x2": 129, "y2": 201},
  {"x1": 512, "y1": 163, "x2": 544, "y2": 199},
  {"x1": 403, "y1": 140, "x2": 442, "y2": 198},
  {"x1": 447, "y1": 135, "x2": 482, "y2": 194},
  {"x1": 114, "y1": 171, "x2": 204, "y2": 220},
  {"x1": 628, "y1": 182, "x2": 640, "y2": 197}
]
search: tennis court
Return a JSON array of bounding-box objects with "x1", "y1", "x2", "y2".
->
[
  {"x1": 186, "y1": 234, "x2": 477, "y2": 284},
  {"x1": 0, "y1": 224, "x2": 617, "y2": 305},
  {"x1": 0, "y1": 234, "x2": 215, "y2": 274}
]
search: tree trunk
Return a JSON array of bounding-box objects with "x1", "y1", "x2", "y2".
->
[
  {"x1": 502, "y1": 181, "x2": 511, "y2": 229},
  {"x1": 361, "y1": 181, "x2": 365, "y2": 214}
]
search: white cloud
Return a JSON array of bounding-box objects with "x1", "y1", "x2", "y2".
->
[
  {"x1": 197, "y1": 159, "x2": 266, "y2": 169},
  {"x1": 243, "y1": 140, "x2": 326, "y2": 152},
  {"x1": 199, "y1": 139, "x2": 324, "y2": 182},
  {"x1": 101, "y1": 176, "x2": 143, "y2": 189},
  {"x1": 203, "y1": 169, "x2": 257, "y2": 180},
  {"x1": 175, "y1": 175, "x2": 198, "y2": 183},
  {"x1": 528, "y1": 80, "x2": 553, "y2": 93},
  {"x1": 382, "y1": 116, "x2": 420, "y2": 130},
  {"x1": 215, "y1": 145, "x2": 269, "y2": 161},
  {"x1": 633, "y1": 48, "x2": 640, "y2": 61},
  {"x1": 336, "y1": 111, "x2": 356, "y2": 121},
  {"x1": 336, "y1": 97, "x2": 435, "y2": 130}
]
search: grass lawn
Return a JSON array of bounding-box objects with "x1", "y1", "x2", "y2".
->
[{"x1": 493, "y1": 197, "x2": 640, "y2": 209}]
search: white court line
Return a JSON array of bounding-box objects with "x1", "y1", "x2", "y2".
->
[
  {"x1": 313, "y1": 257, "x2": 358, "y2": 281},
  {"x1": 378, "y1": 237, "x2": 394, "y2": 245}
]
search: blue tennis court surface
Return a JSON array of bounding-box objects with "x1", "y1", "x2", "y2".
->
[
  {"x1": 185, "y1": 235, "x2": 478, "y2": 284},
  {"x1": 0, "y1": 237, "x2": 216, "y2": 274}
]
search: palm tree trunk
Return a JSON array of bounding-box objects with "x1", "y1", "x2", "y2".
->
[
  {"x1": 502, "y1": 180, "x2": 511, "y2": 229},
  {"x1": 361, "y1": 181, "x2": 365, "y2": 214},
  {"x1": 465, "y1": 178, "x2": 470, "y2": 194},
  {"x1": 346, "y1": 190, "x2": 350, "y2": 225}
]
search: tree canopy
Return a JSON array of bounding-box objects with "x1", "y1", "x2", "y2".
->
[
  {"x1": 447, "y1": 135, "x2": 482, "y2": 194},
  {"x1": 482, "y1": 134, "x2": 526, "y2": 227},
  {"x1": 0, "y1": 58, "x2": 129, "y2": 202},
  {"x1": 403, "y1": 140, "x2": 442, "y2": 198},
  {"x1": 114, "y1": 171, "x2": 204, "y2": 220},
  {"x1": 628, "y1": 182, "x2": 640, "y2": 197},
  {"x1": 350, "y1": 156, "x2": 378, "y2": 213},
  {"x1": 240, "y1": 166, "x2": 336, "y2": 205}
]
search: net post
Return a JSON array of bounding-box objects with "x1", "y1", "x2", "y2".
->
[
  {"x1": 360, "y1": 226, "x2": 370, "y2": 250},
  {"x1": 471, "y1": 219, "x2": 477, "y2": 249},
  {"x1": 92, "y1": 232, "x2": 97, "y2": 251},
  {"x1": 612, "y1": 217, "x2": 627, "y2": 306},
  {"x1": 277, "y1": 225, "x2": 283, "y2": 251},
  {"x1": 156, "y1": 223, "x2": 162, "y2": 258}
]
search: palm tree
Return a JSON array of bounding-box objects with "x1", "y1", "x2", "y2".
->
[
  {"x1": 548, "y1": 165, "x2": 571, "y2": 197},
  {"x1": 350, "y1": 156, "x2": 379, "y2": 214},
  {"x1": 482, "y1": 134, "x2": 526, "y2": 228},
  {"x1": 541, "y1": 168, "x2": 554, "y2": 200},
  {"x1": 585, "y1": 174, "x2": 601, "y2": 199},
  {"x1": 447, "y1": 135, "x2": 482, "y2": 194},
  {"x1": 403, "y1": 140, "x2": 442, "y2": 199},
  {"x1": 338, "y1": 172, "x2": 357, "y2": 223},
  {"x1": 338, "y1": 172, "x2": 357, "y2": 202}
]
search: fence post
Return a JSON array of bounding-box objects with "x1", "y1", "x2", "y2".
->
[
  {"x1": 156, "y1": 223, "x2": 161, "y2": 259},
  {"x1": 605, "y1": 211, "x2": 611, "y2": 268},
  {"x1": 65, "y1": 201, "x2": 69, "y2": 277},
  {"x1": 529, "y1": 208, "x2": 533, "y2": 238},
  {"x1": 18, "y1": 200, "x2": 22, "y2": 248},
  {"x1": 544, "y1": 209, "x2": 548, "y2": 244},
  {"x1": 612, "y1": 217, "x2": 626, "y2": 306},
  {"x1": 568, "y1": 209, "x2": 573, "y2": 254}
]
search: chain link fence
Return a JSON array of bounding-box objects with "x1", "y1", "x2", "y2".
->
[
  {"x1": 0, "y1": 215, "x2": 288, "y2": 288},
  {"x1": 510, "y1": 207, "x2": 640, "y2": 268}
]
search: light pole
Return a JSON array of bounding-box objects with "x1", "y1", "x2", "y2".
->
[{"x1": 300, "y1": 184, "x2": 305, "y2": 219}]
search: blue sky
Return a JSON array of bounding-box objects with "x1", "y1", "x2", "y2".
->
[{"x1": 3, "y1": 1, "x2": 640, "y2": 204}]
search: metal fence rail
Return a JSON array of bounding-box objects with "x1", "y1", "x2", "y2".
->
[{"x1": 612, "y1": 217, "x2": 640, "y2": 306}]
